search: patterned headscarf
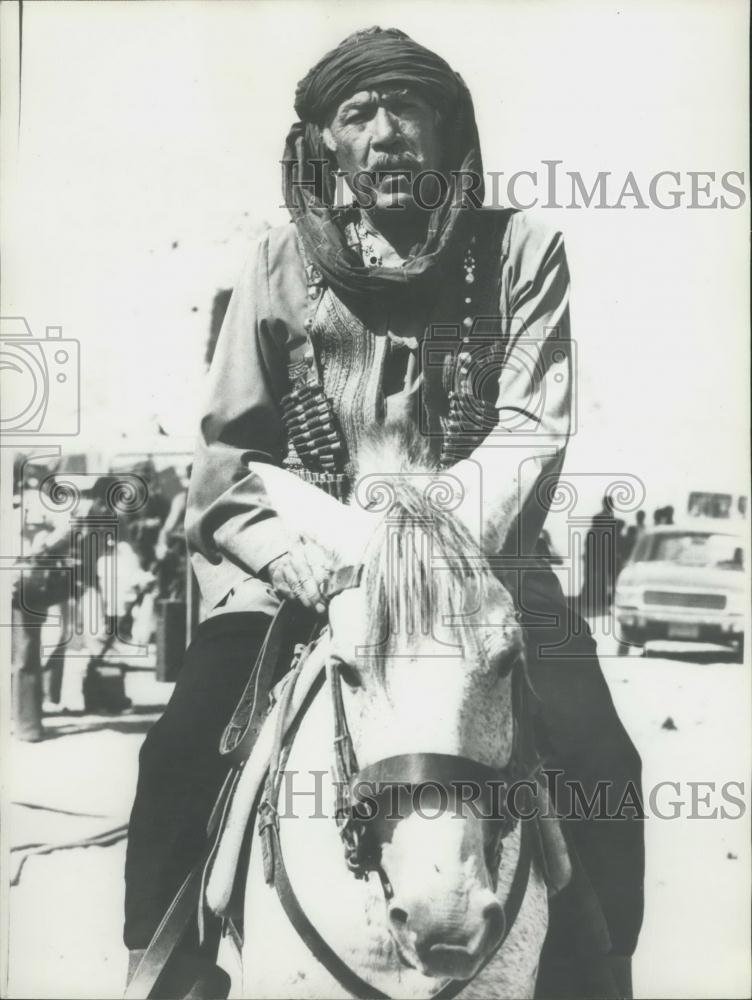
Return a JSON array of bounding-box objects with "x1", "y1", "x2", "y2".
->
[{"x1": 282, "y1": 27, "x2": 484, "y2": 305}]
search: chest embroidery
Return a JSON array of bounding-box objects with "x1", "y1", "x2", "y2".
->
[{"x1": 311, "y1": 290, "x2": 388, "y2": 473}]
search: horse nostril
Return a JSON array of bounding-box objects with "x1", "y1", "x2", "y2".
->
[
  {"x1": 482, "y1": 899, "x2": 505, "y2": 942},
  {"x1": 389, "y1": 905, "x2": 409, "y2": 929}
]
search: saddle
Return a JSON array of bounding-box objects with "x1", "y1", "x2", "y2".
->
[
  {"x1": 204, "y1": 619, "x2": 327, "y2": 920},
  {"x1": 124, "y1": 601, "x2": 321, "y2": 1000}
]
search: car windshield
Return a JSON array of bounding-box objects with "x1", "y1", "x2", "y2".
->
[{"x1": 632, "y1": 532, "x2": 744, "y2": 570}]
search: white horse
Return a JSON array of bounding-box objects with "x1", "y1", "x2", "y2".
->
[{"x1": 232, "y1": 425, "x2": 551, "y2": 999}]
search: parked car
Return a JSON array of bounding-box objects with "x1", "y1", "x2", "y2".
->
[{"x1": 614, "y1": 522, "x2": 746, "y2": 656}]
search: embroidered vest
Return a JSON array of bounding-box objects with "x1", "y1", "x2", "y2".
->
[{"x1": 281, "y1": 210, "x2": 515, "y2": 492}]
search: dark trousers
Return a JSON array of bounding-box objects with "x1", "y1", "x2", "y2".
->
[
  {"x1": 508, "y1": 566, "x2": 644, "y2": 998},
  {"x1": 124, "y1": 612, "x2": 271, "y2": 950},
  {"x1": 11, "y1": 604, "x2": 44, "y2": 742}
]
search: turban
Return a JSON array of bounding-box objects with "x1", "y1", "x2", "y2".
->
[
  {"x1": 294, "y1": 27, "x2": 461, "y2": 125},
  {"x1": 282, "y1": 27, "x2": 484, "y2": 305}
]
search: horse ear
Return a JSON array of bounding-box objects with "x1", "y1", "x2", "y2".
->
[{"x1": 246, "y1": 463, "x2": 371, "y2": 562}]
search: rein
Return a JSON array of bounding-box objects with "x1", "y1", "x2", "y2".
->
[{"x1": 257, "y1": 567, "x2": 534, "y2": 999}]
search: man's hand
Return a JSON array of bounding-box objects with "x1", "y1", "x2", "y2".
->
[{"x1": 264, "y1": 536, "x2": 332, "y2": 615}]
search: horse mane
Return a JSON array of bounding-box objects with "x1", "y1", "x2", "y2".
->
[
  {"x1": 353, "y1": 420, "x2": 441, "y2": 482},
  {"x1": 351, "y1": 421, "x2": 522, "y2": 673}
]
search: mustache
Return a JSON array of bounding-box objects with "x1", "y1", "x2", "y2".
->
[{"x1": 367, "y1": 153, "x2": 421, "y2": 174}]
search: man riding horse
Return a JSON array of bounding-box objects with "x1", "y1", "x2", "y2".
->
[{"x1": 124, "y1": 26, "x2": 643, "y2": 999}]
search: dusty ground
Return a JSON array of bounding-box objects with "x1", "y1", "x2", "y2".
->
[{"x1": 4, "y1": 636, "x2": 750, "y2": 999}]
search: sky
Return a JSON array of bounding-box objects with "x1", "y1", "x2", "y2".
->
[{"x1": 1, "y1": 0, "x2": 749, "y2": 533}]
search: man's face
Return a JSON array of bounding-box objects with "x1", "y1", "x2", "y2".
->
[{"x1": 322, "y1": 86, "x2": 444, "y2": 211}]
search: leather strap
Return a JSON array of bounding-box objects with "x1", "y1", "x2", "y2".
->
[
  {"x1": 220, "y1": 601, "x2": 316, "y2": 764},
  {"x1": 263, "y1": 664, "x2": 534, "y2": 999},
  {"x1": 259, "y1": 658, "x2": 306, "y2": 884},
  {"x1": 127, "y1": 607, "x2": 317, "y2": 997},
  {"x1": 326, "y1": 563, "x2": 364, "y2": 601},
  {"x1": 268, "y1": 819, "x2": 389, "y2": 999},
  {"x1": 124, "y1": 771, "x2": 237, "y2": 1000},
  {"x1": 267, "y1": 809, "x2": 533, "y2": 1000},
  {"x1": 351, "y1": 753, "x2": 510, "y2": 796},
  {"x1": 198, "y1": 769, "x2": 243, "y2": 941},
  {"x1": 124, "y1": 866, "x2": 204, "y2": 1000}
]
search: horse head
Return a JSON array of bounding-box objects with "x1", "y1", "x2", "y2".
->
[{"x1": 324, "y1": 423, "x2": 527, "y2": 982}]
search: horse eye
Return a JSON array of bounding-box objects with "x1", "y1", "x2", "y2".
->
[
  {"x1": 495, "y1": 649, "x2": 521, "y2": 679},
  {"x1": 499, "y1": 650, "x2": 525, "y2": 677},
  {"x1": 338, "y1": 661, "x2": 363, "y2": 689}
]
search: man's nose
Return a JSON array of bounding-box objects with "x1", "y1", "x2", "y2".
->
[{"x1": 370, "y1": 106, "x2": 401, "y2": 150}]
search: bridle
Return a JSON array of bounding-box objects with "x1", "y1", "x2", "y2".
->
[
  {"x1": 329, "y1": 661, "x2": 521, "y2": 898},
  {"x1": 257, "y1": 563, "x2": 535, "y2": 999},
  {"x1": 325, "y1": 563, "x2": 527, "y2": 883}
]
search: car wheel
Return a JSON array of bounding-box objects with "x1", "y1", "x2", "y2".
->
[
  {"x1": 616, "y1": 640, "x2": 643, "y2": 657},
  {"x1": 616, "y1": 627, "x2": 643, "y2": 656}
]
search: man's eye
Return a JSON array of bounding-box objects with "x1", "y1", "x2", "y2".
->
[
  {"x1": 388, "y1": 100, "x2": 416, "y2": 115},
  {"x1": 342, "y1": 108, "x2": 370, "y2": 125}
]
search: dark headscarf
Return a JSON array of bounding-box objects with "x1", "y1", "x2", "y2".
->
[{"x1": 282, "y1": 27, "x2": 484, "y2": 305}]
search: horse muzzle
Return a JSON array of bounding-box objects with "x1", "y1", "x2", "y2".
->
[{"x1": 387, "y1": 887, "x2": 505, "y2": 980}]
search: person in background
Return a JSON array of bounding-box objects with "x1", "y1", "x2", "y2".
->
[
  {"x1": 11, "y1": 501, "x2": 71, "y2": 739},
  {"x1": 582, "y1": 493, "x2": 625, "y2": 614},
  {"x1": 126, "y1": 461, "x2": 171, "y2": 572},
  {"x1": 96, "y1": 527, "x2": 154, "y2": 644},
  {"x1": 155, "y1": 464, "x2": 192, "y2": 600},
  {"x1": 622, "y1": 509, "x2": 646, "y2": 563}
]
